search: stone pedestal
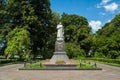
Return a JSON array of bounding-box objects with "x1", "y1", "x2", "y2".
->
[{"x1": 50, "y1": 40, "x2": 70, "y2": 63}]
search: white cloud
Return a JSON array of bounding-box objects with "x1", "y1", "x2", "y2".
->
[
  {"x1": 107, "y1": 19, "x2": 111, "y2": 22},
  {"x1": 97, "y1": 0, "x2": 111, "y2": 8},
  {"x1": 101, "y1": 0, "x2": 111, "y2": 4},
  {"x1": 104, "y1": 2, "x2": 118, "y2": 12},
  {"x1": 89, "y1": 20, "x2": 102, "y2": 33},
  {"x1": 96, "y1": 0, "x2": 119, "y2": 13}
]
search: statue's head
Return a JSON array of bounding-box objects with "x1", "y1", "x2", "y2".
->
[{"x1": 59, "y1": 22, "x2": 61, "y2": 25}]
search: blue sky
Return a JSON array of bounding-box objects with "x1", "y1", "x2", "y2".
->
[{"x1": 50, "y1": 0, "x2": 120, "y2": 33}]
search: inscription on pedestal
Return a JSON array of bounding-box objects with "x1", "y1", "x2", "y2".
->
[
  {"x1": 55, "y1": 40, "x2": 65, "y2": 52},
  {"x1": 57, "y1": 45, "x2": 62, "y2": 51}
]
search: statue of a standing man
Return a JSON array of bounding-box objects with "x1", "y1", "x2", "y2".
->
[{"x1": 57, "y1": 22, "x2": 64, "y2": 40}]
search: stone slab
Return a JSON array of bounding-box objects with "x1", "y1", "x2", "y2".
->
[{"x1": 50, "y1": 54, "x2": 70, "y2": 63}]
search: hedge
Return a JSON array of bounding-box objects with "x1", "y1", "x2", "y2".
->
[
  {"x1": 0, "y1": 59, "x2": 18, "y2": 64},
  {"x1": 91, "y1": 58, "x2": 120, "y2": 64}
]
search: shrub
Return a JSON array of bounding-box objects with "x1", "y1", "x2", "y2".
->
[
  {"x1": 107, "y1": 50, "x2": 119, "y2": 59},
  {"x1": 91, "y1": 58, "x2": 120, "y2": 64},
  {"x1": 41, "y1": 49, "x2": 53, "y2": 59},
  {"x1": 94, "y1": 52, "x2": 105, "y2": 58},
  {"x1": 0, "y1": 59, "x2": 17, "y2": 65},
  {"x1": 0, "y1": 56, "x2": 6, "y2": 59}
]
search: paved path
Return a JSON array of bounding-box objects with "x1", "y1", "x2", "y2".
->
[{"x1": 0, "y1": 63, "x2": 120, "y2": 80}]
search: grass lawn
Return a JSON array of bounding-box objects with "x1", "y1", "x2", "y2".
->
[
  {"x1": 22, "y1": 62, "x2": 45, "y2": 69},
  {"x1": 77, "y1": 63, "x2": 96, "y2": 69}
]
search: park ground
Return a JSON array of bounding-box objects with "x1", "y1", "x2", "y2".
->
[{"x1": 0, "y1": 62, "x2": 120, "y2": 80}]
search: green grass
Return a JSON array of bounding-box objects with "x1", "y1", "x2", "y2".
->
[
  {"x1": 22, "y1": 62, "x2": 45, "y2": 69},
  {"x1": 77, "y1": 62, "x2": 97, "y2": 69}
]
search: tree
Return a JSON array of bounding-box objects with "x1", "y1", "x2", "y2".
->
[
  {"x1": 93, "y1": 13, "x2": 120, "y2": 59},
  {"x1": 92, "y1": 35, "x2": 108, "y2": 58},
  {"x1": 61, "y1": 13, "x2": 92, "y2": 56},
  {"x1": 66, "y1": 43, "x2": 85, "y2": 59},
  {"x1": 0, "y1": 0, "x2": 53, "y2": 59},
  {"x1": 0, "y1": 0, "x2": 9, "y2": 56},
  {"x1": 30, "y1": 0, "x2": 51, "y2": 27},
  {"x1": 5, "y1": 28, "x2": 31, "y2": 60},
  {"x1": 28, "y1": 0, "x2": 52, "y2": 57},
  {"x1": 97, "y1": 13, "x2": 120, "y2": 37},
  {"x1": 92, "y1": 35, "x2": 120, "y2": 59}
]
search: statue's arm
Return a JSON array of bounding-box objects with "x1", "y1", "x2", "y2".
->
[{"x1": 57, "y1": 26, "x2": 61, "y2": 29}]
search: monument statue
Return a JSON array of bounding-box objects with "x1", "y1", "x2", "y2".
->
[
  {"x1": 57, "y1": 23, "x2": 64, "y2": 40},
  {"x1": 50, "y1": 23, "x2": 69, "y2": 63}
]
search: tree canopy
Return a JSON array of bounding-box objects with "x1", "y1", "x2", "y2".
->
[
  {"x1": 92, "y1": 13, "x2": 120, "y2": 59},
  {"x1": 61, "y1": 13, "x2": 92, "y2": 56},
  {"x1": 0, "y1": 0, "x2": 54, "y2": 59},
  {"x1": 5, "y1": 28, "x2": 31, "y2": 60}
]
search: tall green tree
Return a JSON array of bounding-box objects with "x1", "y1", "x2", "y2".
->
[
  {"x1": 1, "y1": 0, "x2": 39, "y2": 58},
  {"x1": 28, "y1": 0, "x2": 52, "y2": 57},
  {"x1": 97, "y1": 13, "x2": 120, "y2": 36},
  {"x1": 0, "y1": 0, "x2": 8, "y2": 56},
  {"x1": 93, "y1": 13, "x2": 120, "y2": 59},
  {"x1": 61, "y1": 13, "x2": 92, "y2": 56},
  {"x1": 0, "y1": 0, "x2": 53, "y2": 58},
  {"x1": 5, "y1": 28, "x2": 31, "y2": 60}
]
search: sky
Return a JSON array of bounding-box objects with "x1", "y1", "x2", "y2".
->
[{"x1": 50, "y1": 0, "x2": 120, "y2": 33}]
